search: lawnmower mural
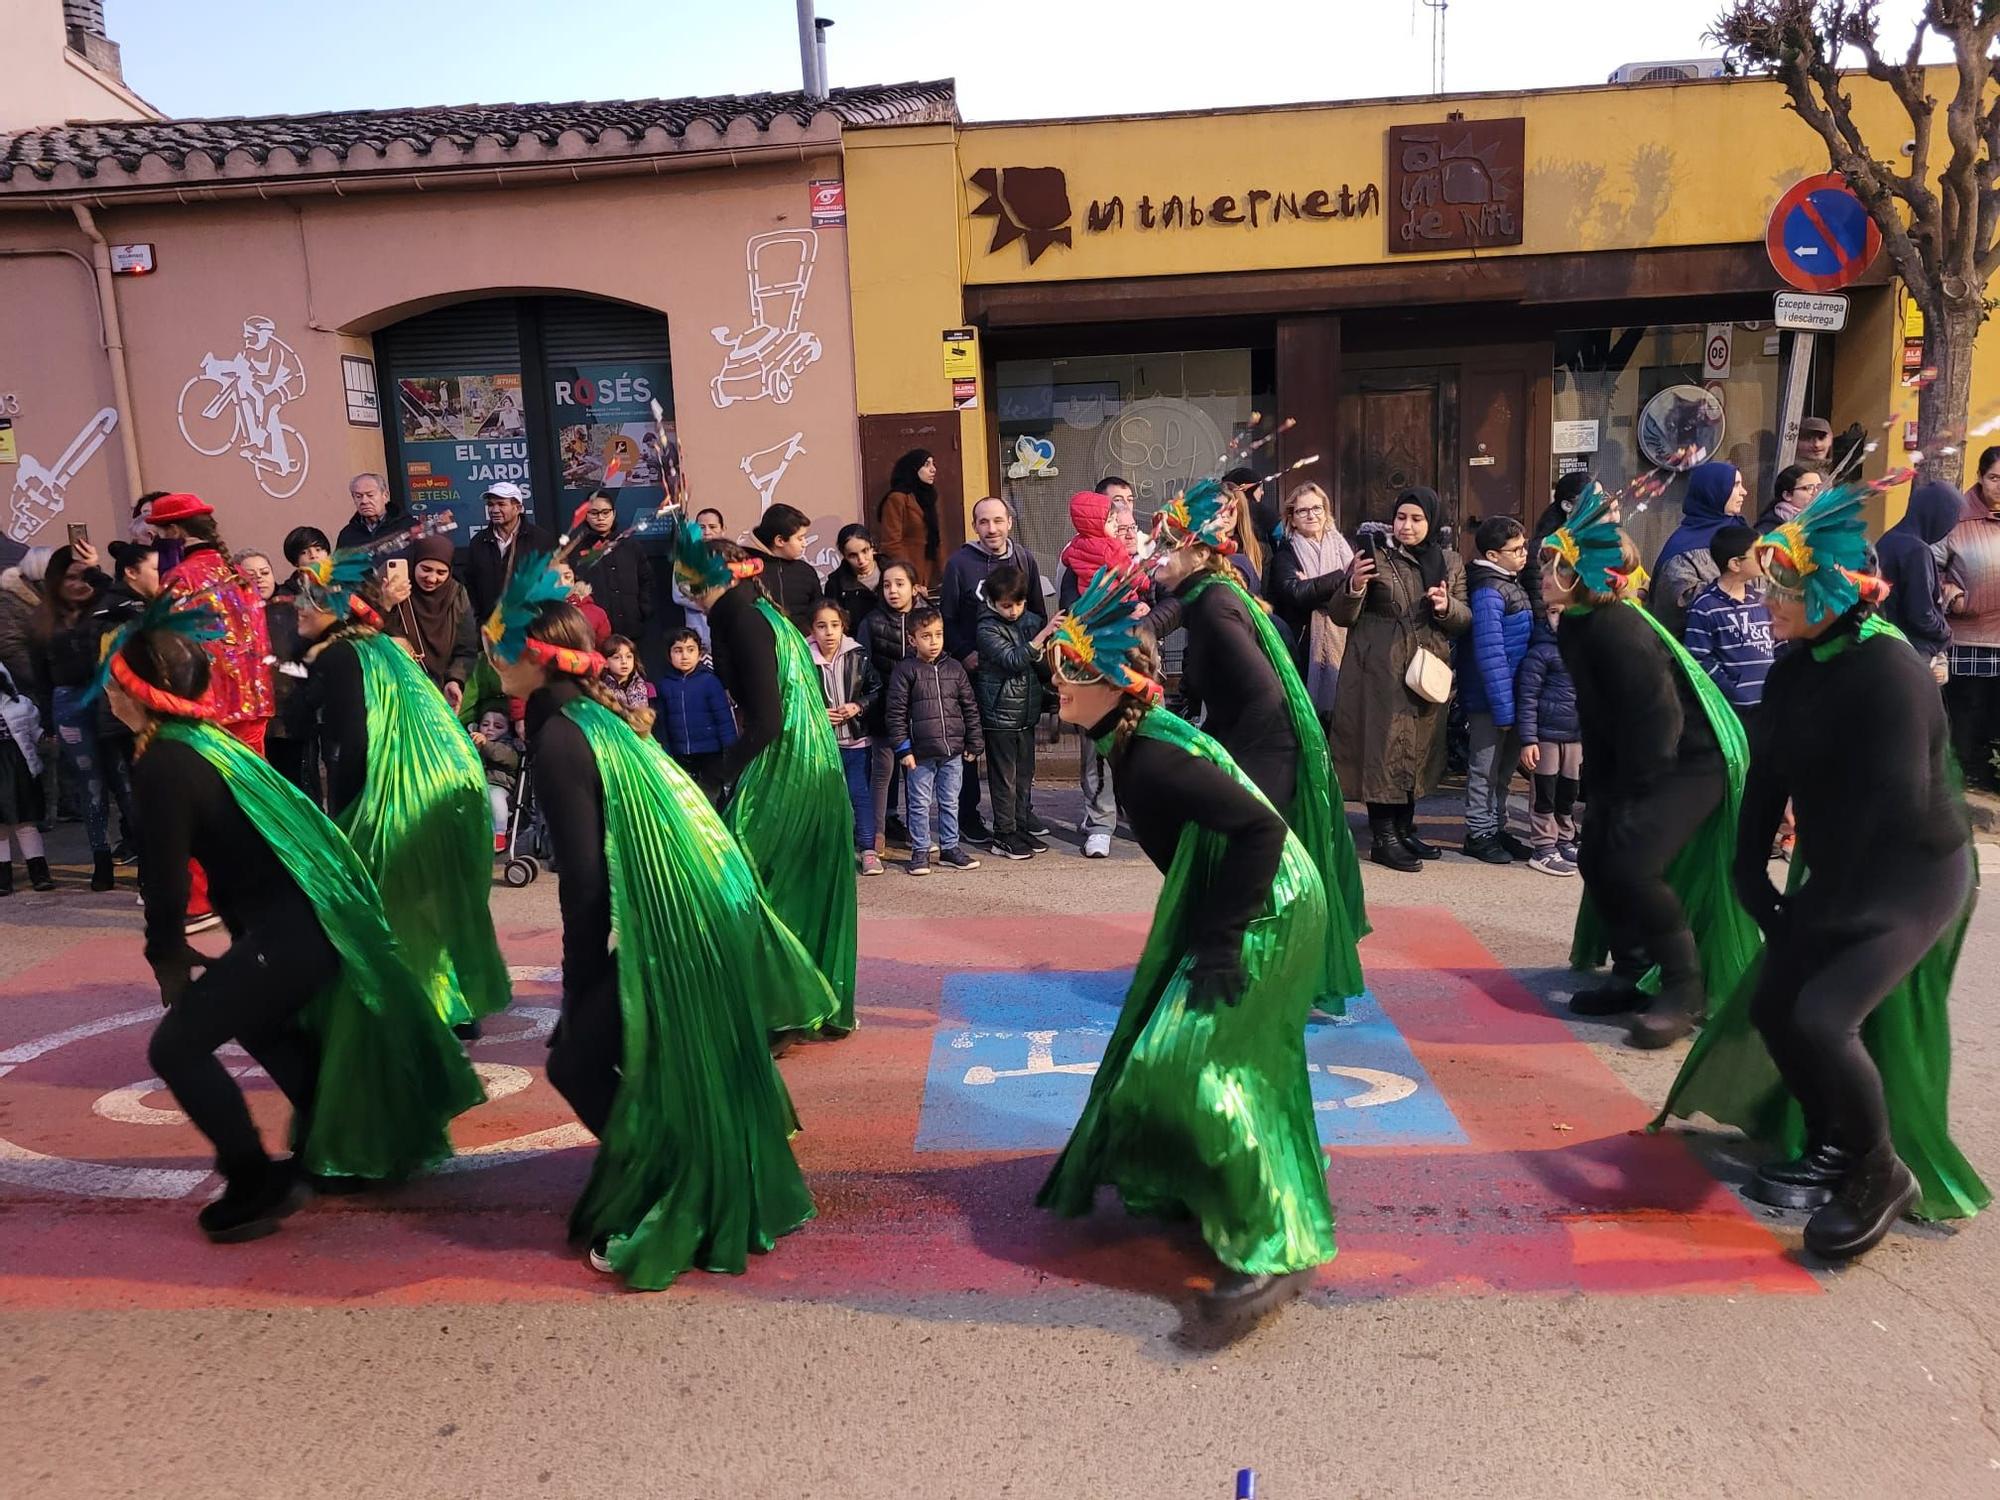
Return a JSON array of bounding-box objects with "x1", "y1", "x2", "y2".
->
[{"x1": 709, "y1": 230, "x2": 824, "y2": 408}]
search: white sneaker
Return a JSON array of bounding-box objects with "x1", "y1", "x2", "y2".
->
[
  {"x1": 184, "y1": 911, "x2": 222, "y2": 936},
  {"x1": 587, "y1": 1237, "x2": 616, "y2": 1274},
  {"x1": 1084, "y1": 833, "x2": 1111, "y2": 859}
]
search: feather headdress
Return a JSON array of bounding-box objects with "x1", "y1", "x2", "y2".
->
[
  {"x1": 1756, "y1": 481, "x2": 1889, "y2": 624},
  {"x1": 482, "y1": 552, "x2": 575, "y2": 665},
  {"x1": 1540, "y1": 482, "x2": 1629, "y2": 596},
  {"x1": 1047, "y1": 564, "x2": 1161, "y2": 701},
  {"x1": 670, "y1": 514, "x2": 761, "y2": 595},
  {"x1": 293, "y1": 546, "x2": 382, "y2": 625},
  {"x1": 1149, "y1": 477, "x2": 1238, "y2": 555},
  {"x1": 85, "y1": 592, "x2": 224, "y2": 720}
]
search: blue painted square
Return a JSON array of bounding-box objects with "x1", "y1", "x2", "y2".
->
[{"x1": 913, "y1": 969, "x2": 1468, "y2": 1152}]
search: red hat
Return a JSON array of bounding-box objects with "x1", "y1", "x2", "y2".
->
[{"x1": 146, "y1": 492, "x2": 213, "y2": 523}]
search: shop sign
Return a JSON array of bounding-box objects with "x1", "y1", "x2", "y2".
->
[
  {"x1": 396, "y1": 370, "x2": 531, "y2": 535},
  {"x1": 1773, "y1": 292, "x2": 1850, "y2": 332},
  {"x1": 1551, "y1": 419, "x2": 1599, "y2": 454},
  {"x1": 553, "y1": 362, "x2": 673, "y2": 530},
  {"x1": 341, "y1": 355, "x2": 380, "y2": 427},
  {"x1": 1386, "y1": 118, "x2": 1524, "y2": 254},
  {"x1": 1704, "y1": 324, "x2": 1733, "y2": 380},
  {"x1": 1766, "y1": 173, "x2": 1881, "y2": 292},
  {"x1": 809, "y1": 179, "x2": 846, "y2": 228}
]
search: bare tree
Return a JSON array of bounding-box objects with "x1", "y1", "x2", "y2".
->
[{"x1": 1715, "y1": 0, "x2": 1999, "y2": 476}]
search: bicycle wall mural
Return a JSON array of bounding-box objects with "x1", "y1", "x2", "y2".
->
[{"x1": 176, "y1": 315, "x2": 311, "y2": 499}]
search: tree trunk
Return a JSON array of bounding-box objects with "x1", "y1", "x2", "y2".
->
[{"x1": 1918, "y1": 300, "x2": 1983, "y2": 485}]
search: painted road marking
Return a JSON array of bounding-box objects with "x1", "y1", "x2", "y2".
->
[{"x1": 914, "y1": 970, "x2": 1467, "y2": 1152}]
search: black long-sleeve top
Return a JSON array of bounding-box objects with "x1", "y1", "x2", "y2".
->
[
  {"x1": 707, "y1": 584, "x2": 783, "y2": 786},
  {"x1": 1170, "y1": 574, "x2": 1297, "y2": 765},
  {"x1": 1734, "y1": 614, "x2": 1969, "y2": 933},
  {"x1": 31, "y1": 569, "x2": 114, "y2": 696},
  {"x1": 1556, "y1": 603, "x2": 1719, "y2": 802},
  {"x1": 525, "y1": 679, "x2": 614, "y2": 999},
  {"x1": 1105, "y1": 708, "x2": 1288, "y2": 971},
  {"x1": 312, "y1": 635, "x2": 370, "y2": 818},
  {"x1": 134, "y1": 736, "x2": 317, "y2": 963}
]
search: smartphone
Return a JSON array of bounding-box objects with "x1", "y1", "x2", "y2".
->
[
  {"x1": 66, "y1": 522, "x2": 89, "y2": 549},
  {"x1": 383, "y1": 557, "x2": 409, "y2": 587}
]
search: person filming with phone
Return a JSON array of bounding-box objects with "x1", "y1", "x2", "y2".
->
[{"x1": 383, "y1": 536, "x2": 479, "y2": 707}]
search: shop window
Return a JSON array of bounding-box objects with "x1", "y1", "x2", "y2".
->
[
  {"x1": 994, "y1": 349, "x2": 1272, "y2": 564},
  {"x1": 1553, "y1": 323, "x2": 1810, "y2": 567}
]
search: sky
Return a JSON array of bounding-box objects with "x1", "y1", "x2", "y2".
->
[{"x1": 104, "y1": 0, "x2": 1947, "y2": 122}]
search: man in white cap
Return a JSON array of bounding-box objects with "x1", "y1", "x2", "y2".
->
[{"x1": 465, "y1": 481, "x2": 555, "y2": 621}]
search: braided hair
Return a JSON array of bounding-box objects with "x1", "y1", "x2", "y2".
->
[
  {"x1": 525, "y1": 601, "x2": 656, "y2": 738},
  {"x1": 1107, "y1": 625, "x2": 1163, "y2": 760}
]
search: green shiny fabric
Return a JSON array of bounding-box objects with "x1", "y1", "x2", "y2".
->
[
  {"x1": 1036, "y1": 708, "x2": 1338, "y2": 1276},
  {"x1": 1653, "y1": 616, "x2": 1988, "y2": 1222},
  {"x1": 562, "y1": 697, "x2": 820, "y2": 1288},
  {"x1": 1181, "y1": 570, "x2": 1369, "y2": 1012},
  {"x1": 723, "y1": 597, "x2": 857, "y2": 1033},
  {"x1": 332, "y1": 632, "x2": 510, "y2": 1027},
  {"x1": 156, "y1": 719, "x2": 484, "y2": 1180},
  {"x1": 1568, "y1": 600, "x2": 1762, "y2": 1008}
]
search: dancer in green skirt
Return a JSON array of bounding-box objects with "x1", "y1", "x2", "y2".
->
[
  {"x1": 292, "y1": 549, "x2": 509, "y2": 1034},
  {"x1": 1037, "y1": 565, "x2": 1337, "y2": 1325},
  {"x1": 672, "y1": 521, "x2": 857, "y2": 1037},
  {"x1": 1655, "y1": 484, "x2": 1986, "y2": 1259},
  {"x1": 485, "y1": 559, "x2": 822, "y2": 1288},
  {"x1": 100, "y1": 598, "x2": 482, "y2": 1241},
  {"x1": 1144, "y1": 478, "x2": 1368, "y2": 1013}
]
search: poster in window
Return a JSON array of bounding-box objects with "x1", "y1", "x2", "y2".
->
[
  {"x1": 552, "y1": 362, "x2": 673, "y2": 531},
  {"x1": 395, "y1": 372, "x2": 530, "y2": 536}
]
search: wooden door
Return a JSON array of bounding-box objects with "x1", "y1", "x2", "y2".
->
[
  {"x1": 1459, "y1": 361, "x2": 1530, "y2": 539},
  {"x1": 1337, "y1": 366, "x2": 1459, "y2": 535},
  {"x1": 858, "y1": 411, "x2": 966, "y2": 555}
]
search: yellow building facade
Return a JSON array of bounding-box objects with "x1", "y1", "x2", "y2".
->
[{"x1": 845, "y1": 70, "x2": 1990, "y2": 564}]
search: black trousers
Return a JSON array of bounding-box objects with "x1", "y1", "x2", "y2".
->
[
  {"x1": 1750, "y1": 846, "x2": 1973, "y2": 1157},
  {"x1": 985, "y1": 727, "x2": 1036, "y2": 837},
  {"x1": 1231, "y1": 742, "x2": 1298, "y2": 818},
  {"x1": 1576, "y1": 766, "x2": 1723, "y2": 952},
  {"x1": 147, "y1": 912, "x2": 335, "y2": 1176},
  {"x1": 548, "y1": 972, "x2": 623, "y2": 1138},
  {"x1": 267, "y1": 734, "x2": 324, "y2": 809}
]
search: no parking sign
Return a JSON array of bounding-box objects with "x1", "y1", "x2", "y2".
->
[{"x1": 1767, "y1": 173, "x2": 1882, "y2": 292}]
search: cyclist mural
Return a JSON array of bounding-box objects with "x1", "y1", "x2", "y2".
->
[{"x1": 176, "y1": 314, "x2": 311, "y2": 499}]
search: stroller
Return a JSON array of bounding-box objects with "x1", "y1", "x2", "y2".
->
[{"x1": 499, "y1": 743, "x2": 554, "y2": 888}]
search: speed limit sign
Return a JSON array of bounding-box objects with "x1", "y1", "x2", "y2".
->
[{"x1": 1704, "y1": 324, "x2": 1733, "y2": 381}]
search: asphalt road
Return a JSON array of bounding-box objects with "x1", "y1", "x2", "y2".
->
[{"x1": 2, "y1": 784, "x2": 1995, "y2": 1500}]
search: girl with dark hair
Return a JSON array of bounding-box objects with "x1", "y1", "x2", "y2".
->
[
  {"x1": 825, "y1": 524, "x2": 884, "y2": 625},
  {"x1": 32, "y1": 540, "x2": 121, "y2": 886},
  {"x1": 1148, "y1": 480, "x2": 1367, "y2": 1011},
  {"x1": 1037, "y1": 567, "x2": 1337, "y2": 1327},
  {"x1": 1328, "y1": 484, "x2": 1471, "y2": 872},
  {"x1": 485, "y1": 562, "x2": 823, "y2": 1287},
  {"x1": 1754, "y1": 463, "x2": 1822, "y2": 535},
  {"x1": 675, "y1": 525, "x2": 855, "y2": 1037},
  {"x1": 1658, "y1": 484, "x2": 1987, "y2": 1259},
  {"x1": 877, "y1": 449, "x2": 942, "y2": 592},
  {"x1": 1545, "y1": 487, "x2": 1759, "y2": 1049},
  {"x1": 292, "y1": 551, "x2": 510, "y2": 1035},
  {"x1": 101, "y1": 601, "x2": 482, "y2": 1242}
]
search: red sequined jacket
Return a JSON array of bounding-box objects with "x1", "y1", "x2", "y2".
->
[{"x1": 166, "y1": 545, "x2": 275, "y2": 726}]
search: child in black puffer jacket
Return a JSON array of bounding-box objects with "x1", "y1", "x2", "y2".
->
[{"x1": 1515, "y1": 610, "x2": 1582, "y2": 876}]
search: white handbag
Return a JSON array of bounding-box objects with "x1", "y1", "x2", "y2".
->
[{"x1": 1404, "y1": 644, "x2": 1454, "y2": 705}]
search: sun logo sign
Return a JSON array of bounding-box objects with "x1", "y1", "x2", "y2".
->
[{"x1": 969, "y1": 166, "x2": 1073, "y2": 264}]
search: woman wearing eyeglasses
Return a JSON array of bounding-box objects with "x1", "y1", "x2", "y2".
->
[
  {"x1": 567, "y1": 490, "x2": 654, "y2": 645},
  {"x1": 1266, "y1": 483, "x2": 1356, "y2": 726}
]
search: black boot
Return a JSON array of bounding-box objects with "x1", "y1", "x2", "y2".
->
[
  {"x1": 90, "y1": 851, "x2": 115, "y2": 892},
  {"x1": 0, "y1": 861, "x2": 11, "y2": 897},
  {"x1": 1745, "y1": 1142, "x2": 1854, "y2": 1211},
  {"x1": 1369, "y1": 813, "x2": 1422, "y2": 873},
  {"x1": 1394, "y1": 803, "x2": 1442, "y2": 860},
  {"x1": 197, "y1": 1157, "x2": 307, "y2": 1244},
  {"x1": 1803, "y1": 1147, "x2": 1919, "y2": 1261},
  {"x1": 1569, "y1": 963, "x2": 1648, "y2": 1017},
  {"x1": 1199, "y1": 1267, "x2": 1313, "y2": 1325},
  {"x1": 1629, "y1": 930, "x2": 1703, "y2": 1049},
  {"x1": 25, "y1": 856, "x2": 53, "y2": 892}
]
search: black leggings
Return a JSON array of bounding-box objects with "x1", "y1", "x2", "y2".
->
[
  {"x1": 547, "y1": 972, "x2": 624, "y2": 1138},
  {"x1": 147, "y1": 912, "x2": 336, "y2": 1175},
  {"x1": 1750, "y1": 846, "x2": 1974, "y2": 1157},
  {"x1": 1576, "y1": 767, "x2": 1723, "y2": 949},
  {"x1": 1232, "y1": 744, "x2": 1298, "y2": 818}
]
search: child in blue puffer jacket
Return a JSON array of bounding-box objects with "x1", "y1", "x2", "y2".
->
[
  {"x1": 1515, "y1": 609, "x2": 1582, "y2": 877},
  {"x1": 1457, "y1": 516, "x2": 1534, "y2": 862},
  {"x1": 653, "y1": 627, "x2": 737, "y2": 804}
]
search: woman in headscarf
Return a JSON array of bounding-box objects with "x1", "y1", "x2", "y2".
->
[
  {"x1": 384, "y1": 534, "x2": 479, "y2": 707},
  {"x1": 1328, "y1": 486, "x2": 1470, "y2": 873},
  {"x1": 876, "y1": 449, "x2": 943, "y2": 593},
  {"x1": 1876, "y1": 481, "x2": 1963, "y2": 675},
  {"x1": 1266, "y1": 482, "x2": 1356, "y2": 724},
  {"x1": 1944, "y1": 445, "x2": 2000, "y2": 787},
  {"x1": 1651, "y1": 461, "x2": 1747, "y2": 638}
]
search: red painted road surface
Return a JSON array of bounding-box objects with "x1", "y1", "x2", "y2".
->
[{"x1": 0, "y1": 907, "x2": 1817, "y2": 1310}]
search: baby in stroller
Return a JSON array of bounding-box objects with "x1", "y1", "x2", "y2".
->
[{"x1": 470, "y1": 702, "x2": 523, "y2": 854}]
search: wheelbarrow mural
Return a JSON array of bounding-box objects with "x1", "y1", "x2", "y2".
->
[{"x1": 709, "y1": 230, "x2": 824, "y2": 408}]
